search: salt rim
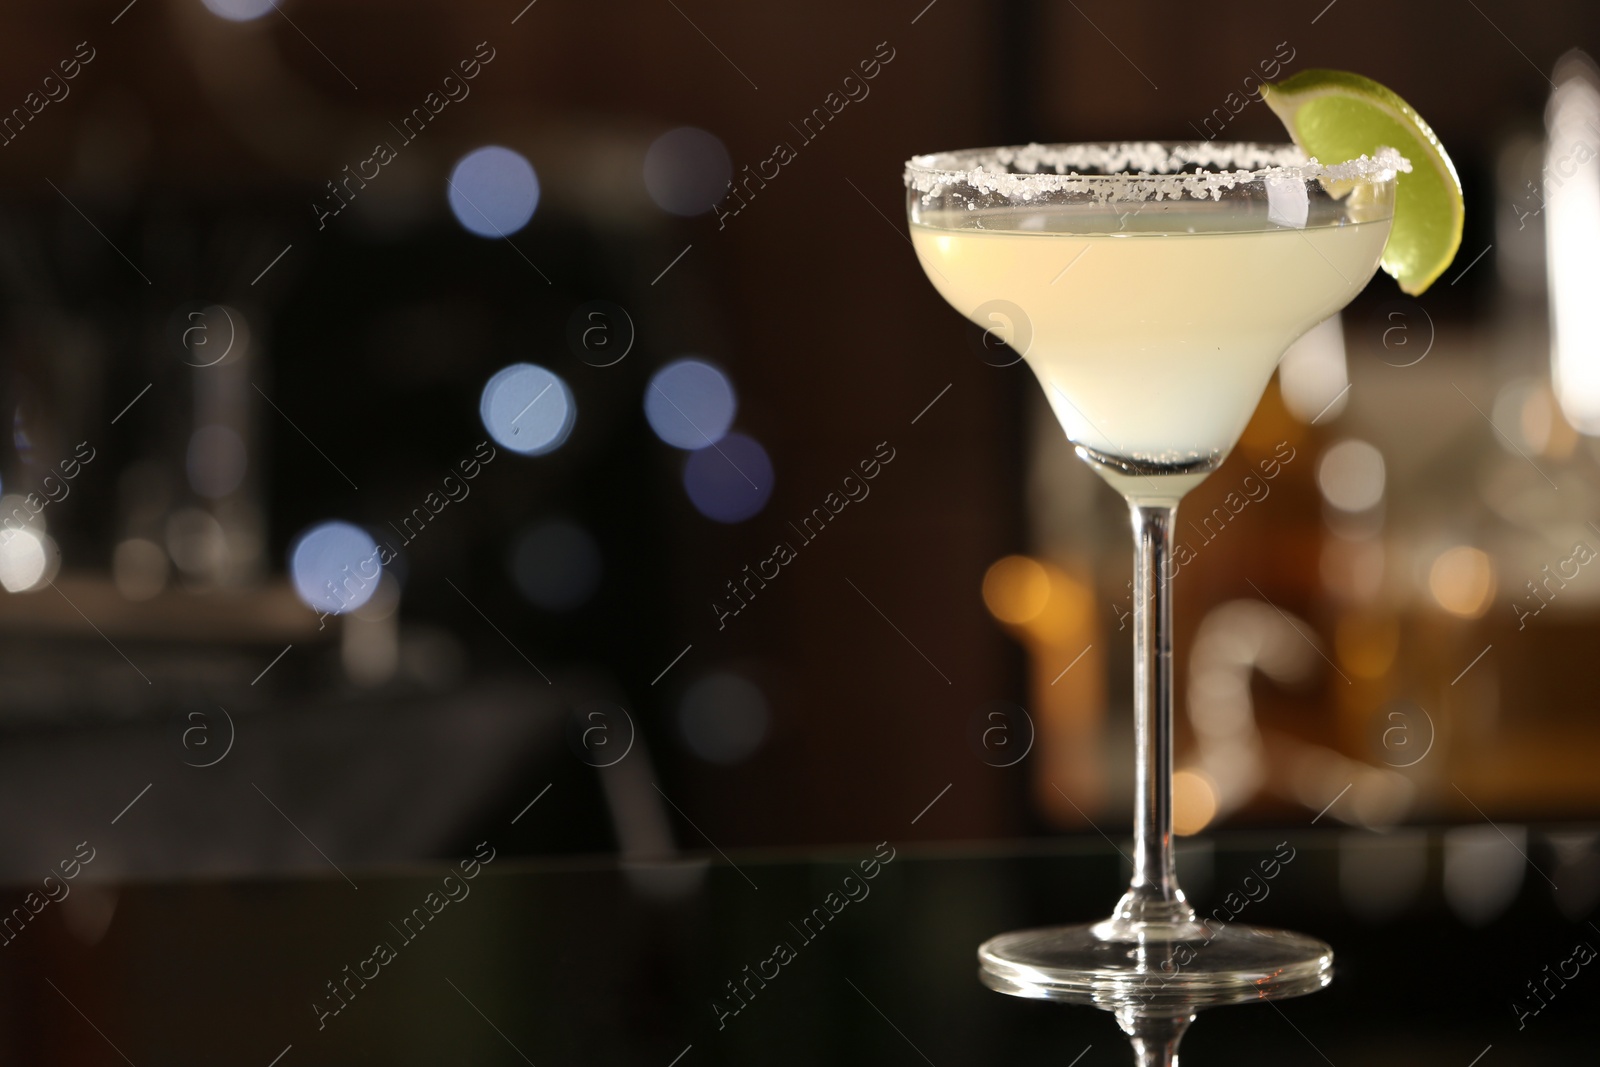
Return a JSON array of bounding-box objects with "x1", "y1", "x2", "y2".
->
[{"x1": 903, "y1": 142, "x2": 1411, "y2": 204}]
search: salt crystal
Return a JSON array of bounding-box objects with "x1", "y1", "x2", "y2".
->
[
  {"x1": 1266, "y1": 172, "x2": 1310, "y2": 229},
  {"x1": 902, "y1": 142, "x2": 1411, "y2": 210}
]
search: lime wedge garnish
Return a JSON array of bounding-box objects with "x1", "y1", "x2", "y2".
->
[{"x1": 1262, "y1": 69, "x2": 1464, "y2": 295}]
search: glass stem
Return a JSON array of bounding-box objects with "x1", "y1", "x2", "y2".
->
[
  {"x1": 1113, "y1": 501, "x2": 1195, "y2": 926},
  {"x1": 1118, "y1": 1009, "x2": 1194, "y2": 1067}
]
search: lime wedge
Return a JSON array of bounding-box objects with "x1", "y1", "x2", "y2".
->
[{"x1": 1262, "y1": 69, "x2": 1464, "y2": 295}]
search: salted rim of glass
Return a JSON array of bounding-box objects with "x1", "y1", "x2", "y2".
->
[{"x1": 903, "y1": 142, "x2": 1411, "y2": 203}]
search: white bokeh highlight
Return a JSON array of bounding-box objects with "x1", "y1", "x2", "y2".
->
[
  {"x1": 480, "y1": 363, "x2": 576, "y2": 455},
  {"x1": 0, "y1": 528, "x2": 50, "y2": 593},
  {"x1": 1318, "y1": 439, "x2": 1386, "y2": 513}
]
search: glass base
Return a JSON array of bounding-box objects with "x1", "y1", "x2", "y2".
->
[{"x1": 977, "y1": 919, "x2": 1332, "y2": 1013}]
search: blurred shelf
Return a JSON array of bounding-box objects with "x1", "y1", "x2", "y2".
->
[{"x1": 0, "y1": 573, "x2": 324, "y2": 644}]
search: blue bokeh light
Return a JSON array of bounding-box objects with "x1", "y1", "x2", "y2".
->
[
  {"x1": 683, "y1": 433, "x2": 772, "y2": 523},
  {"x1": 202, "y1": 0, "x2": 278, "y2": 21},
  {"x1": 290, "y1": 521, "x2": 381, "y2": 615},
  {"x1": 480, "y1": 363, "x2": 576, "y2": 455},
  {"x1": 645, "y1": 358, "x2": 736, "y2": 450},
  {"x1": 447, "y1": 146, "x2": 539, "y2": 238}
]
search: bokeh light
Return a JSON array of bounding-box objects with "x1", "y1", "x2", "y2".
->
[
  {"x1": 113, "y1": 538, "x2": 169, "y2": 601},
  {"x1": 0, "y1": 528, "x2": 50, "y2": 593},
  {"x1": 289, "y1": 521, "x2": 381, "y2": 615},
  {"x1": 0, "y1": 495, "x2": 42, "y2": 535},
  {"x1": 37, "y1": 533, "x2": 61, "y2": 588},
  {"x1": 1334, "y1": 613, "x2": 1400, "y2": 679},
  {"x1": 343, "y1": 572, "x2": 402, "y2": 687},
  {"x1": 166, "y1": 507, "x2": 226, "y2": 581},
  {"x1": 447, "y1": 146, "x2": 539, "y2": 238},
  {"x1": 683, "y1": 433, "x2": 772, "y2": 523},
  {"x1": 1317, "y1": 439, "x2": 1386, "y2": 513},
  {"x1": 678, "y1": 672, "x2": 770, "y2": 764},
  {"x1": 981, "y1": 555, "x2": 1051, "y2": 625},
  {"x1": 645, "y1": 358, "x2": 736, "y2": 450},
  {"x1": 1546, "y1": 55, "x2": 1600, "y2": 436},
  {"x1": 643, "y1": 127, "x2": 732, "y2": 216},
  {"x1": 1171, "y1": 769, "x2": 1219, "y2": 836},
  {"x1": 1428, "y1": 545, "x2": 1496, "y2": 618},
  {"x1": 1320, "y1": 535, "x2": 1385, "y2": 602},
  {"x1": 480, "y1": 363, "x2": 576, "y2": 455},
  {"x1": 1278, "y1": 315, "x2": 1349, "y2": 424},
  {"x1": 186, "y1": 425, "x2": 247, "y2": 500},
  {"x1": 510, "y1": 519, "x2": 602, "y2": 611},
  {"x1": 201, "y1": 0, "x2": 278, "y2": 21},
  {"x1": 1444, "y1": 824, "x2": 1527, "y2": 927},
  {"x1": 1491, "y1": 379, "x2": 1556, "y2": 455}
]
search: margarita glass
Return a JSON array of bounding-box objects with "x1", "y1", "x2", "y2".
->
[{"x1": 905, "y1": 142, "x2": 1405, "y2": 1008}]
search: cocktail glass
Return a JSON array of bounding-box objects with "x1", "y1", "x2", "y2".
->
[{"x1": 904, "y1": 142, "x2": 1405, "y2": 1009}]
